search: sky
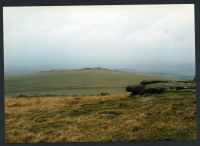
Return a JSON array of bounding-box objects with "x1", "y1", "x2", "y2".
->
[{"x1": 3, "y1": 4, "x2": 195, "y2": 76}]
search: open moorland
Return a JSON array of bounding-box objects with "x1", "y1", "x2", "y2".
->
[
  {"x1": 5, "y1": 68, "x2": 171, "y2": 97},
  {"x1": 5, "y1": 68, "x2": 197, "y2": 143}
]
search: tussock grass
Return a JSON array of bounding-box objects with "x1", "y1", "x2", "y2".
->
[{"x1": 5, "y1": 90, "x2": 197, "y2": 143}]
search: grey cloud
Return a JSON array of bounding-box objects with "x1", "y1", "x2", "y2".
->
[{"x1": 3, "y1": 5, "x2": 195, "y2": 75}]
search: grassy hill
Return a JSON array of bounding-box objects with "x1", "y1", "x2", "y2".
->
[{"x1": 5, "y1": 68, "x2": 171, "y2": 97}]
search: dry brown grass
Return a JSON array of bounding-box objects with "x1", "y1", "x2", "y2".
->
[
  {"x1": 5, "y1": 91, "x2": 197, "y2": 143},
  {"x1": 5, "y1": 93, "x2": 129, "y2": 114}
]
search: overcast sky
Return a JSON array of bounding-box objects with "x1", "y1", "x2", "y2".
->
[{"x1": 3, "y1": 4, "x2": 195, "y2": 74}]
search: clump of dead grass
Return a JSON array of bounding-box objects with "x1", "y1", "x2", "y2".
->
[{"x1": 5, "y1": 90, "x2": 197, "y2": 143}]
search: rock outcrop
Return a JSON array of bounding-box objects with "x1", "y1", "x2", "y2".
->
[{"x1": 126, "y1": 80, "x2": 196, "y2": 95}]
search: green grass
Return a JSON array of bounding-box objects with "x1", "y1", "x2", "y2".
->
[
  {"x1": 5, "y1": 90, "x2": 197, "y2": 143},
  {"x1": 5, "y1": 68, "x2": 170, "y2": 97}
]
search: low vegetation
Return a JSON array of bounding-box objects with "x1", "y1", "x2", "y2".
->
[{"x1": 5, "y1": 89, "x2": 196, "y2": 143}]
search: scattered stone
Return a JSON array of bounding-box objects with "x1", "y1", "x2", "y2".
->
[
  {"x1": 100, "y1": 92, "x2": 110, "y2": 96},
  {"x1": 126, "y1": 85, "x2": 143, "y2": 94},
  {"x1": 99, "y1": 111, "x2": 121, "y2": 117},
  {"x1": 140, "y1": 87, "x2": 167, "y2": 95}
]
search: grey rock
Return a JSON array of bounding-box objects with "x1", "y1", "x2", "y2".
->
[{"x1": 126, "y1": 80, "x2": 196, "y2": 96}]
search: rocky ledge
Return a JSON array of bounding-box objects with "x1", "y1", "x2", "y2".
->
[{"x1": 126, "y1": 80, "x2": 196, "y2": 95}]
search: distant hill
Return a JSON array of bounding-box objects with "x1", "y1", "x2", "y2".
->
[
  {"x1": 5, "y1": 68, "x2": 174, "y2": 97},
  {"x1": 120, "y1": 69, "x2": 194, "y2": 80},
  {"x1": 118, "y1": 62, "x2": 195, "y2": 80}
]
